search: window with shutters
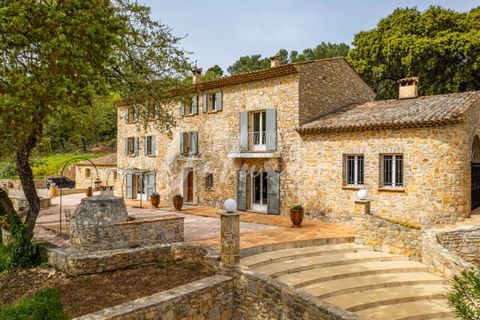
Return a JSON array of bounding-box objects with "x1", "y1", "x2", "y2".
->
[
  {"x1": 188, "y1": 95, "x2": 198, "y2": 115},
  {"x1": 381, "y1": 154, "x2": 404, "y2": 188},
  {"x1": 205, "y1": 173, "x2": 213, "y2": 190},
  {"x1": 344, "y1": 155, "x2": 364, "y2": 186},
  {"x1": 85, "y1": 168, "x2": 91, "y2": 178},
  {"x1": 203, "y1": 90, "x2": 223, "y2": 113},
  {"x1": 127, "y1": 106, "x2": 137, "y2": 124},
  {"x1": 180, "y1": 132, "x2": 198, "y2": 157},
  {"x1": 145, "y1": 135, "x2": 155, "y2": 156},
  {"x1": 183, "y1": 132, "x2": 190, "y2": 155},
  {"x1": 126, "y1": 137, "x2": 135, "y2": 156}
]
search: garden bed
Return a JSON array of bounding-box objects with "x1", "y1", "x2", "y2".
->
[{"x1": 0, "y1": 260, "x2": 213, "y2": 319}]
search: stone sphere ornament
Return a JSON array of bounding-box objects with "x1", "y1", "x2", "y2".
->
[
  {"x1": 224, "y1": 199, "x2": 237, "y2": 213},
  {"x1": 357, "y1": 188, "x2": 369, "y2": 200}
]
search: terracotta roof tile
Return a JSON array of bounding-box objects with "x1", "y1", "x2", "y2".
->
[{"x1": 299, "y1": 91, "x2": 480, "y2": 133}]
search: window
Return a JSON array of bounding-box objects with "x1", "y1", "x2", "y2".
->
[
  {"x1": 205, "y1": 173, "x2": 213, "y2": 189},
  {"x1": 189, "y1": 95, "x2": 198, "y2": 115},
  {"x1": 381, "y1": 154, "x2": 404, "y2": 188},
  {"x1": 202, "y1": 90, "x2": 223, "y2": 113},
  {"x1": 180, "y1": 132, "x2": 198, "y2": 156},
  {"x1": 85, "y1": 168, "x2": 91, "y2": 178},
  {"x1": 147, "y1": 105, "x2": 157, "y2": 120},
  {"x1": 113, "y1": 171, "x2": 118, "y2": 181},
  {"x1": 126, "y1": 106, "x2": 138, "y2": 124},
  {"x1": 145, "y1": 135, "x2": 156, "y2": 156},
  {"x1": 126, "y1": 137, "x2": 136, "y2": 156},
  {"x1": 344, "y1": 155, "x2": 364, "y2": 186}
]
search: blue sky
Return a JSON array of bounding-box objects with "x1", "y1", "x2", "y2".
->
[{"x1": 140, "y1": 1, "x2": 478, "y2": 72}]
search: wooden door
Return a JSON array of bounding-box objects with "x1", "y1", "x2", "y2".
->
[{"x1": 187, "y1": 169, "x2": 194, "y2": 202}]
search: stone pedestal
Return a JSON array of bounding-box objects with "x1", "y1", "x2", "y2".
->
[
  {"x1": 354, "y1": 199, "x2": 371, "y2": 215},
  {"x1": 220, "y1": 212, "x2": 240, "y2": 265}
]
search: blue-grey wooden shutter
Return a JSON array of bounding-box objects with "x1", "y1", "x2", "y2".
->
[
  {"x1": 144, "y1": 136, "x2": 148, "y2": 156},
  {"x1": 126, "y1": 174, "x2": 133, "y2": 199},
  {"x1": 237, "y1": 170, "x2": 247, "y2": 211},
  {"x1": 151, "y1": 135, "x2": 156, "y2": 156},
  {"x1": 267, "y1": 171, "x2": 280, "y2": 214},
  {"x1": 190, "y1": 131, "x2": 198, "y2": 155},
  {"x1": 266, "y1": 108, "x2": 277, "y2": 151},
  {"x1": 202, "y1": 93, "x2": 208, "y2": 113},
  {"x1": 125, "y1": 108, "x2": 129, "y2": 123},
  {"x1": 216, "y1": 90, "x2": 223, "y2": 111},
  {"x1": 179, "y1": 103, "x2": 185, "y2": 117},
  {"x1": 133, "y1": 107, "x2": 139, "y2": 123},
  {"x1": 124, "y1": 138, "x2": 129, "y2": 155},
  {"x1": 179, "y1": 133, "x2": 184, "y2": 156},
  {"x1": 192, "y1": 95, "x2": 198, "y2": 114},
  {"x1": 146, "y1": 173, "x2": 156, "y2": 199},
  {"x1": 134, "y1": 137, "x2": 139, "y2": 156},
  {"x1": 239, "y1": 112, "x2": 248, "y2": 152}
]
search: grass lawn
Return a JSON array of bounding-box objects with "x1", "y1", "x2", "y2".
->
[
  {"x1": 0, "y1": 244, "x2": 11, "y2": 273},
  {"x1": 0, "y1": 153, "x2": 106, "y2": 179},
  {"x1": 0, "y1": 288, "x2": 66, "y2": 320}
]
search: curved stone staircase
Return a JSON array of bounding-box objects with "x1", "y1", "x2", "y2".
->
[{"x1": 241, "y1": 242, "x2": 457, "y2": 320}]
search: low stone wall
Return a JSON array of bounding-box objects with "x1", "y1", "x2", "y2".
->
[
  {"x1": 354, "y1": 214, "x2": 422, "y2": 261},
  {"x1": 9, "y1": 196, "x2": 51, "y2": 211},
  {"x1": 436, "y1": 225, "x2": 480, "y2": 264},
  {"x1": 70, "y1": 215, "x2": 184, "y2": 251},
  {"x1": 421, "y1": 230, "x2": 473, "y2": 277},
  {"x1": 74, "y1": 275, "x2": 233, "y2": 320},
  {"x1": 234, "y1": 266, "x2": 358, "y2": 320},
  {"x1": 43, "y1": 242, "x2": 220, "y2": 276}
]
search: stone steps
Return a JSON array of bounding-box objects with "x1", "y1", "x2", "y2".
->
[
  {"x1": 277, "y1": 260, "x2": 428, "y2": 288},
  {"x1": 255, "y1": 251, "x2": 406, "y2": 277},
  {"x1": 241, "y1": 242, "x2": 372, "y2": 268},
  {"x1": 241, "y1": 242, "x2": 455, "y2": 320},
  {"x1": 303, "y1": 272, "x2": 448, "y2": 299}
]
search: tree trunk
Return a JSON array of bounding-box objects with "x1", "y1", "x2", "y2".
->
[
  {"x1": 16, "y1": 133, "x2": 40, "y2": 241},
  {"x1": 60, "y1": 138, "x2": 66, "y2": 152},
  {"x1": 81, "y1": 137, "x2": 87, "y2": 152}
]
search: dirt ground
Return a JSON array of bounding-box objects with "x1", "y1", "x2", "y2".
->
[{"x1": 0, "y1": 260, "x2": 213, "y2": 319}]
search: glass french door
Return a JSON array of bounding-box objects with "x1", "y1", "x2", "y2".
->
[
  {"x1": 251, "y1": 171, "x2": 268, "y2": 211},
  {"x1": 252, "y1": 111, "x2": 267, "y2": 151}
]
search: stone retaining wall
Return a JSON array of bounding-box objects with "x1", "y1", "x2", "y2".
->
[
  {"x1": 436, "y1": 225, "x2": 480, "y2": 264},
  {"x1": 233, "y1": 266, "x2": 358, "y2": 320},
  {"x1": 43, "y1": 242, "x2": 219, "y2": 276},
  {"x1": 354, "y1": 214, "x2": 422, "y2": 261},
  {"x1": 421, "y1": 230, "x2": 473, "y2": 277},
  {"x1": 70, "y1": 215, "x2": 184, "y2": 251},
  {"x1": 74, "y1": 275, "x2": 233, "y2": 320}
]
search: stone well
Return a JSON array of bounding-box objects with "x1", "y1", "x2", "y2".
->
[{"x1": 70, "y1": 190, "x2": 184, "y2": 251}]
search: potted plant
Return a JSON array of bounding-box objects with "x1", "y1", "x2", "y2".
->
[
  {"x1": 290, "y1": 204, "x2": 304, "y2": 228},
  {"x1": 150, "y1": 192, "x2": 160, "y2": 208},
  {"x1": 86, "y1": 186, "x2": 93, "y2": 197},
  {"x1": 173, "y1": 194, "x2": 183, "y2": 211}
]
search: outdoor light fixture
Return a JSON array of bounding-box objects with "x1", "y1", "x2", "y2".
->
[
  {"x1": 357, "y1": 188, "x2": 369, "y2": 200},
  {"x1": 224, "y1": 199, "x2": 237, "y2": 213}
]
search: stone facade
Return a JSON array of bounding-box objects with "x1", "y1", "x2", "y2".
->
[
  {"x1": 354, "y1": 214, "x2": 422, "y2": 261},
  {"x1": 73, "y1": 275, "x2": 233, "y2": 320},
  {"x1": 75, "y1": 164, "x2": 118, "y2": 190},
  {"x1": 116, "y1": 56, "x2": 480, "y2": 226}
]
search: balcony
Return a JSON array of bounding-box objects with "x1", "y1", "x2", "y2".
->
[{"x1": 228, "y1": 131, "x2": 281, "y2": 159}]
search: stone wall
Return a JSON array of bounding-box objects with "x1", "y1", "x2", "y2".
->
[
  {"x1": 422, "y1": 230, "x2": 473, "y2": 278},
  {"x1": 297, "y1": 123, "x2": 469, "y2": 226},
  {"x1": 70, "y1": 215, "x2": 184, "y2": 251},
  {"x1": 436, "y1": 225, "x2": 480, "y2": 264},
  {"x1": 233, "y1": 266, "x2": 358, "y2": 320},
  {"x1": 73, "y1": 275, "x2": 233, "y2": 320},
  {"x1": 75, "y1": 164, "x2": 117, "y2": 190},
  {"x1": 354, "y1": 214, "x2": 422, "y2": 261},
  {"x1": 44, "y1": 242, "x2": 220, "y2": 276}
]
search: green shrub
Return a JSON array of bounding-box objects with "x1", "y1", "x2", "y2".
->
[
  {"x1": 0, "y1": 288, "x2": 66, "y2": 320},
  {"x1": 448, "y1": 268, "x2": 480, "y2": 320},
  {"x1": 290, "y1": 204, "x2": 304, "y2": 211},
  {"x1": 0, "y1": 244, "x2": 11, "y2": 273},
  {"x1": 0, "y1": 161, "x2": 17, "y2": 179},
  {"x1": 8, "y1": 219, "x2": 42, "y2": 269}
]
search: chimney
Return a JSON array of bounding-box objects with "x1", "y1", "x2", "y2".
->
[
  {"x1": 397, "y1": 77, "x2": 419, "y2": 99},
  {"x1": 192, "y1": 68, "x2": 202, "y2": 84},
  {"x1": 270, "y1": 55, "x2": 281, "y2": 68}
]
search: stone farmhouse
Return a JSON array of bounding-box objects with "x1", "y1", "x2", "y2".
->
[
  {"x1": 75, "y1": 154, "x2": 117, "y2": 190},
  {"x1": 115, "y1": 56, "x2": 480, "y2": 226}
]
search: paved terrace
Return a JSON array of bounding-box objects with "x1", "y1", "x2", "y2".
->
[{"x1": 35, "y1": 194, "x2": 353, "y2": 249}]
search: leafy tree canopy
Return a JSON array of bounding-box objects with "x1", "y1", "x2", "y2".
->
[
  {"x1": 348, "y1": 6, "x2": 480, "y2": 99},
  {"x1": 0, "y1": 0, "x2": 190, "y2": 244},
  {"x1": 203, "y1": 65, "x2": 224, "y2": 81}
]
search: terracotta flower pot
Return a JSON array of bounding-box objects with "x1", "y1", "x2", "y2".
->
[
  {"x1": 150, "y1": 194, "x2": 160, "y2": 208},
  {"x1": 173, "y1": 197, "x2": 183, "y2": 211},
  {"x1": 86, "y1": 187, "x2": 93, "y2": 197},
  {"x1": 290, "y1": 209, "x2": 304, "y2": 228}
]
